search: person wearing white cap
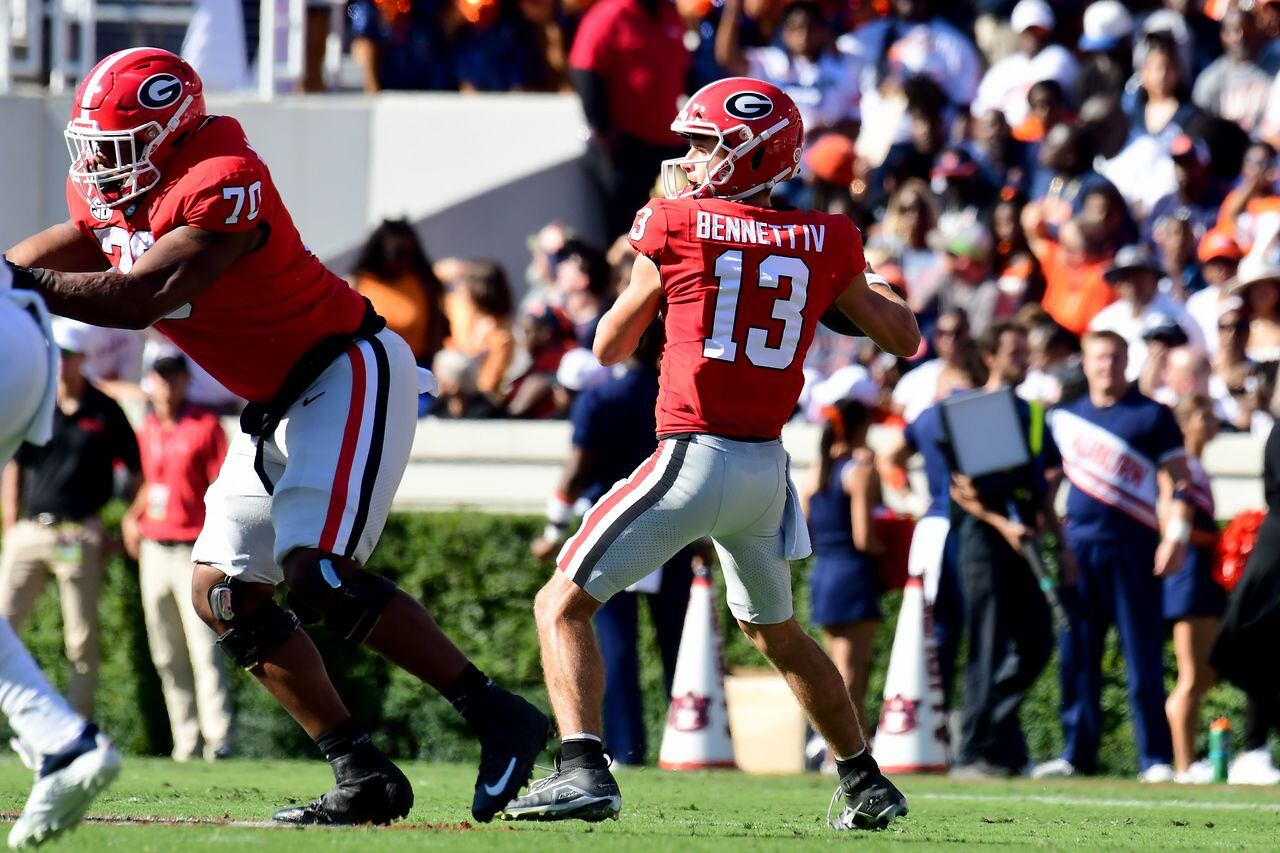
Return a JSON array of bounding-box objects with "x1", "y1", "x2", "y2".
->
[
  {"x1": 1087, "y1": 245, "x2": 1205, "y2": 382},
  {"x1": 1075, "y1": 0, "x2": 1134, "y2": 104},
  {"x1": 1080, "y1": 0, "x2": 1133, "y2": 52},
  {"x1": 1229, "y1": 254, "x2": 1280, "y2": 371},
  {"x1": 1207, "y1": 300, "x2": 1273, "y2": 438},
  {"x1": 0, "y1": 260, "x2": 122, "y2": 848},
  {"x1": 971, "y1": 0, "x2": 1078, "y2": 128}
]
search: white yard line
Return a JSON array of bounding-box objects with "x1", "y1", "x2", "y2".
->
[{"x1": 915, "y1": 791, "x2": 1280, "y2": 812}]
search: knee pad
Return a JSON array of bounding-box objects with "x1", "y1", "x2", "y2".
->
[
  {"x1": 286, "y1": 561, "x2": 396, "y2": 644},
  {"x1": 209, "y1": 581, "x2": 300, "y2": 669}
]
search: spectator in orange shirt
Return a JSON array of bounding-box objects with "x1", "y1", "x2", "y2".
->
[
  {"x1": 1022, "y1": 203, "x2": 1115, "y2": 335},
  {"x1": 443, "y1": 260, "x2": 517, "y2": 401},
  {"x1": 1217, "y1": 141, "x2": 1280, "y2": 252},
  {"x1": 351, "y1": 219, "x2": 449, "y2": 366}
]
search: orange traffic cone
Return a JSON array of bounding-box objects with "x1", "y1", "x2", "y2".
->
[
  {"x1": 872, "y1": 574, "x2": 949, "y2": 773},
  {"x1": 658, "y1": 567, "x2": 736, "y2": 770}
]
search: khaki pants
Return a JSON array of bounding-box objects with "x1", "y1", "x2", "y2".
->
[
  {"x1": 139, "y1": 538, "x2": 234, "y2": 761},
  {"x1": 0, "y1": 518, "x2": 104, "y2": 717}
]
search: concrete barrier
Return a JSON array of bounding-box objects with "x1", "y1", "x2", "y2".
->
[{"x1": 389, "y1": 420, "x2": 1267, "y2": 519}]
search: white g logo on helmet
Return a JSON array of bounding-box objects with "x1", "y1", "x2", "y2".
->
[
  {"x1": 137, "y1": 73, "x2": 183, "y2": 110},
  {"x1": 723, "y1": 92, "x2": 774, "y2": 121}
]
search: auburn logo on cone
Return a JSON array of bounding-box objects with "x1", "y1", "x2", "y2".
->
[
  {"x1": 879, "y1": 695, "x2": 920, "y2": 736},
  {"x1": 668, "y1": 693, "x2": 711, "y2": 732}
]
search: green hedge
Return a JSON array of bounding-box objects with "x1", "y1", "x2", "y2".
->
[{"x1": 8, "y1": 507, "x2": 1248, "y2": 774}]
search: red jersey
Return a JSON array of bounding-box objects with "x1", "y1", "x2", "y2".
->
[
  {"x1": 67, "y1": 116, "x2": 367, "y2": 403},
  {"x1": 137, "y1": 405, "x2": 228, "y2": 542},
  {"x1": 628, "y1": 197, "x2": 866, "y2": 438}
]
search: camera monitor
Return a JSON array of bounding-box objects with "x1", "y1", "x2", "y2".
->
[{"x1": 938, "y1": 386, "x2": 1032, "y2": 479}]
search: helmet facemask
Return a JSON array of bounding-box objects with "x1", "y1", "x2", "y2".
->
[
  {"x1": 662, "y1": 123, "x2": 738, "y2": 200},
  {"x1": 64, "y1": 93, "x2": 195, "y2": 209},
  {"x1": 661, "y1": 117, "x2": 796, "y2": 201},
  {"x1": 65, "y1": 120, "x2": 163, "y2": 208}
]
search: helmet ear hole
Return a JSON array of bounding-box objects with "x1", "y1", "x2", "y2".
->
[{"x1": 752, "y1": 147, "x2": 765, "y2": 170}]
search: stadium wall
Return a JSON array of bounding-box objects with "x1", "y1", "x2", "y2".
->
[
  {"x1": 397, "y1": 420, "x2": 1267, "y2": 520},
  {"x1": 0, "y1": 92, "x2": 603, "y2": 287}
]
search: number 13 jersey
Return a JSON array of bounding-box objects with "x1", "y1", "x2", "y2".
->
[
  {"x1": 628, "y1": 197, "x2": 866, "y2": 439},
  {"x1": 66, "y1": 115, "x2": 367, "y2": 403}
]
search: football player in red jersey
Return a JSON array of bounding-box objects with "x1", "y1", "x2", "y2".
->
[
  {"x1": 501, "y1": 78, "x2": 918, "y2": 827},
  {"x1": 4, "y1": 48, "x2": 549, "y2": 826}
]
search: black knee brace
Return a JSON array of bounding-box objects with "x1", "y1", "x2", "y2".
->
[
  {"x1": 286, "y1": 564, "x2": 397, "y2": 644},
  {"x1": 209, "y1": 581, "x2": 300, "y2": 669}
]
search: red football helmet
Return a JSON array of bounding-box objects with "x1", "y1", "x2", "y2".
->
[
  {"x1": 65, "y1": 47, "x2": 206, "y2": 209},
  {"x1": 662, "y1": 77, "x2": 804, "y2": 201}
]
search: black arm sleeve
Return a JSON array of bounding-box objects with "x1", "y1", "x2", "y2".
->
[{"x1": 570, "y1": 68, "x2": 613, "y2": 137}]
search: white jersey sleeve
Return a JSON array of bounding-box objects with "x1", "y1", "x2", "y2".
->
[{"x1": 0, "y1": 284, "x2": 58, "y2": 451}]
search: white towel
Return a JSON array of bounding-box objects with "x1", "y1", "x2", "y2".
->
[
  {"x1": 416, "y1": 367, "x2": 439, "y2": 396},
  {"x1": 781, "y1": 454, "x2": 812, "y2": 560}
]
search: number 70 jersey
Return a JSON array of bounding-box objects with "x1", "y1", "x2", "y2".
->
[
  {"x1": 628, "y1": 197, "x2": 867, "y2": 439},
  {"x1": 66, "y1": 115, "x2": 366, "y2": 403}
]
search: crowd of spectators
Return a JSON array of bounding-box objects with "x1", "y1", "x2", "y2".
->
[{"x1": 331, "y1": 0, "x2": 1280, "y2": 450}]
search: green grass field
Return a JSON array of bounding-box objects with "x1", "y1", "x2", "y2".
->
[{"x1": 0, "y1": 758, "x2": 1276, "y2": 850}]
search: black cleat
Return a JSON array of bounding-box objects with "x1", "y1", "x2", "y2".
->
[
  {"x1": 498, "y1": 757, "x2": 621, "y2": 822},
  {"x1": 829, "y1": 761, "x2": 908, "y2": 830},
  {"x1": 273, "y1": 749, "x2": 413, "y2": 826},
  {"x1": 467, "y1": 687, "x2": 551, "y2": 822}
]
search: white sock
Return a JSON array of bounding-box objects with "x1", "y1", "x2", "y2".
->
[
  {"x1": 561, "y1": 732, "x2": 602, "y2": 743},
  {"x1": 0, "y1": 617, "x2": 84, "y2": 756}
]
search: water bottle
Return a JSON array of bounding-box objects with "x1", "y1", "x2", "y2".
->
[{"x1": 1209, "y1": 717, "x2": 1232, "y2": 783}]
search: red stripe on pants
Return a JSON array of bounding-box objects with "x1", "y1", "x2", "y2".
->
[
  {"x1": 319, "y1": 345, "x2": 367, "y2": 552},
  {"x1": 558, "y1": 441, "x2": 665, "y2": 572}
]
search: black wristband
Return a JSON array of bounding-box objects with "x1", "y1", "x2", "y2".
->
[{"x1": 6, "y1": 262, "x2": 43, "y2": 291}]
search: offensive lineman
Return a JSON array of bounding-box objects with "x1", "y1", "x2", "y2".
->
[
  {"x1": 0, "y1": 260, "x2": 121, "y2": 848},
  {"x1": 501, "y1": 78, "x2": 918, "y2": 827},
  {"x1": 4, "y1": 48, "x2": 548, "y2": 825}
]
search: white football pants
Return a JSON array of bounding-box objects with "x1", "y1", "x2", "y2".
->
[{"x1": 0, "y1": 295, "x2": 86, "y2": 755}]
